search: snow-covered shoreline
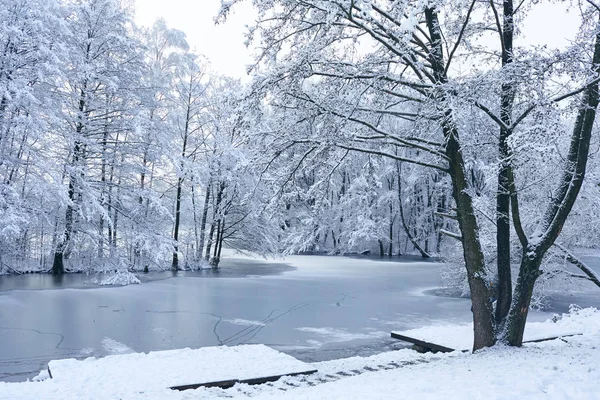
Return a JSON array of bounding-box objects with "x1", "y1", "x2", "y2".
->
[{"x1": 1, "y1": 307, "x2": 598, "y2": 399}]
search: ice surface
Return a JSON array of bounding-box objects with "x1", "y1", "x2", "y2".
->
[
  {"x1": 0, "y1": 255, "x2": 465, "y2": 381},
  {"x1": 0, "y1": 254, "x2": 597, "y2": 382}
]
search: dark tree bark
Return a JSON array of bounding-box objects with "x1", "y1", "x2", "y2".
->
[
  {"x1": 396, "y1": 162, "x2": 431, "y2": 258},
  {"x1": 205, "y1": 181, "x2": 225, "y2": 262},
  {"x1": 52, "y1": 84, "x2": 87, "y2": 275},
  {"x1": 217, "y1": 218, "x2": 225, "y2": 261},
  {"x1": 425, "y1": 7, "x2": 495, "y2": 350},
  {"x1": 204, "y1": 219, "x2": 215, "y2": 262},
  {"x1": 172, "y1": 176, "x2": 183, "y2": 270},
  {"x1": 172, "y1": 91, "x2": 192, "y2": 270},
  {"x1": 504, "y1": 19, "x2": 600, "y2": 346},
  {"x1": 495, "y1": 0, "x2": 516, "y2": 328},
  {"x1": 388, "y1": 177, "x2": 394, "y2": 257}
]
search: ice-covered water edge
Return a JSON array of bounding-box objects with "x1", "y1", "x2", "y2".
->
[{"x1": 5, "y1": 307, "x2": 599, "y2": 400}]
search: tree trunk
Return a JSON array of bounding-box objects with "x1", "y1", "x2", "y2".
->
[
  {"x1": 495, "y1": 0, "x2": 516, "y2": 329},
  {"x1": 172, "y1": 176, "x2": 183, "y2": 270},
  {"x1": 504, "y1": 17, "x2": 600, "y2": 346},
  {"x1": 504, "y1": 250, "x2": 543, "y2": 345},
  {"x1": 197, "y1": 181, "x2": 211, "y2": 261},
  {"x1": 425, "y1": 6, "x2": 495, "y2": 350},
  {"x1": 396, "y1": 162, "x2": 431, "y2": 258},
  {"x1": 216, "y1": 218, "x2": 225, "y2": 263},
  {"x1": 52, "y1": 140, "x2": 80, "y2": 275},
  {"x1": 172, "y1": 103, "x2": 190, "y2": 270},
  {"x1": 205, "y1": 182, "x2": 224, "y2": 261},
  {"x1": 388, "y1": 178, "x2": 394, "y2": 257},
  {"x1": 205, "y1": 220, "x2": 215, "y2": 262}
]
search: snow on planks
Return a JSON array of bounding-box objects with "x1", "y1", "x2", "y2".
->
[
  {"x1": 391, "y1": 321, "x2": 582, "y2": 352},
  {"x1": 47, "y1": 344, "x2": 317, "y2": 391}
]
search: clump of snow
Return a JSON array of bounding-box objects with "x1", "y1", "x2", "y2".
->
[
  {"x1": 96, "y1": 270, "x2": 140, "y2": 286},
  {"x1": 32, "y1": 370, "x2": 49, "y2": 382},
  {"x1": 101, "y1": 337, "x2": 134, "y2": 355}
]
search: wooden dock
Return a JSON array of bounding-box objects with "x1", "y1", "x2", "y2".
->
[
  {"x1": 48, "y1": 344, "x2": 318, "y2": 392},
  {"x1": 390, "y1": 331, "x2": 456, "y2": 353}
]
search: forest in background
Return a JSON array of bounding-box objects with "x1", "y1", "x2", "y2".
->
[
  {"x1": 1, "y1": 0, "x2": 600, "y2": 327},
  {"x1": 0, "y1": 0, "x2": 472, "y2": 274}
]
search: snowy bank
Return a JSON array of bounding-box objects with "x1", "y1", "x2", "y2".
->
[
  {"x1": 392, "y1": 305, "x2": 593, "y2": 351},
  {"x1": 1, "y1": 308, "x2": 599, "y2": 399}
]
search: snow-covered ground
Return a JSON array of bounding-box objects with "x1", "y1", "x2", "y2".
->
[
  {"x1": 393, "y1": 306, "x2": 586, "y2": 351},
  {"x1": 47, "y1": 344, "x2": 315, "y2": 392},
  {"x1": 0, "y1": 307, "x2": 598, "y2": 399}
]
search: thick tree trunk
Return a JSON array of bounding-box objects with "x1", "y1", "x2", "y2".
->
[
  {"x1": 504, "y1": 250, "x2": 543, "y2": 345},
  {"x1": 425, "y1": 7, "x2": 495, "y2": 350},
  {"x1": 504, "y1": 18, "x2": 600, "y2": 346},
  {"x1": 52, "y1": 251, "x2": 64, "y2": 276},
  {"x1": 446, "y1": 129, "x2": 495, "y2": 350},
  {"x1": 52, "y1": 141, "x2": 80, "y2": 275},
  {"x1": 52, "y1": 61, "x2": 89, "y2": 275}
]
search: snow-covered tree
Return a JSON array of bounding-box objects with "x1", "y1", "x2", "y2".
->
[{"x1": 219, "y1": 0, "x2": 600, "y2": 349}]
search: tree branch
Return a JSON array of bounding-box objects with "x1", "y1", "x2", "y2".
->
[
  {"x1": 445, "y1": 0, "x2": 477, "y2": 75},
  {"x1": 553, "y1": 243, "x2": 600, "y2": 288}
]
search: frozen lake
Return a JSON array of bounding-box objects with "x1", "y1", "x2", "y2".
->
[{"x1": 0, "y1": 254, "x2": 598, "y2": 382}]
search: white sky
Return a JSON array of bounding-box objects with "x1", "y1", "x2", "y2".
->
[
  {"x1": 133, "y1": 1, "x2": 581, "y2": 79},
  {"x1": 134, "y1": 0, "x2": 257, "y2": 79}
]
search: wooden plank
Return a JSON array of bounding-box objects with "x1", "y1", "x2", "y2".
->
[
  {"x1": 523, "y1": 333, "x2": 582, "y2": 344},
  {"x1": 391, "y1": 331, "x2": 583, "y2": 353},
  {"x1": 390, "y1": 332, "x2": 455, "y2": 353},
  {"x1": 170, "y1": 379, "x2": 239, "y2": 391},
  {"x1": 170, "y1": 369, "x2": 318, "y2": 391}
]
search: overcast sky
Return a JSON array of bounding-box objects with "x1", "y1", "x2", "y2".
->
[
  {"x1": 134, "y1": 1, "x2": 581, "y2": 79},
  {"x1": 134, "y1": 0, "x2": 257, "y2": 78}
]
